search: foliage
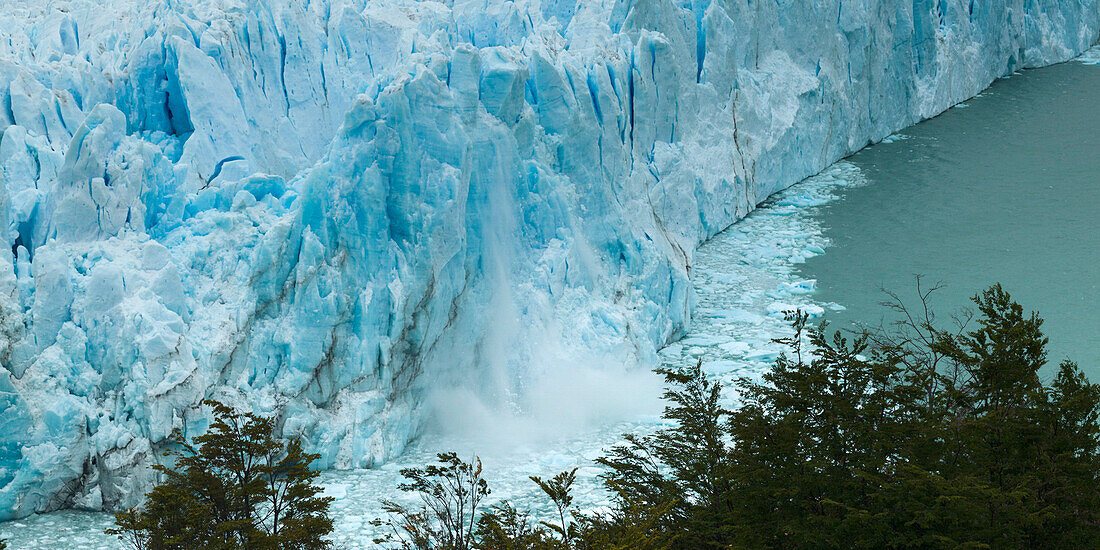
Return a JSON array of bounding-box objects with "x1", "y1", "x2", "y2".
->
[
  {"x1": 529, "y1": 468, "x2": 577, "y2": 543},
  {"x1": 596, "y1": 283, "x2": 1100, "y2": 549},
  {"x1": 372, "y1": 453, "x2": 490, "y2": 550},
  {"x1": 396, "y1": 283, "x2": 1100, "y2": 549},
  {"x1": 474, "y1": 502, "x2": 559, "y2": 550},
  {"x1": 594, "y1": 356, "x2": 732, "y2": 548},
  {"x1": 374, "y1": 455, "x2": 673, "y2": 550},
  {"x1": 106, "y1": 400, "x2": 333, "y2": 550}
]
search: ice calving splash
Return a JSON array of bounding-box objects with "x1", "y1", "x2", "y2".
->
[{"x1": 0, "y1": 162, "x2": 865, "y2": 548}]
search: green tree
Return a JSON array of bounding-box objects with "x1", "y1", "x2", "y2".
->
[
  {"x1": 377, "y1": 455, "x2": 673, "y2": 550},
  {"x1": 107, "y1": 400, "x2": 333, "y2": 549},
  {"x1": 529, "y1": 468, "x2": 578, "y2": 544},
  {"x1": 474, "y1": 502, "x2": 559, "y2": 550},
  {"x1": 381, "y1": 283, "x2": 1100, "y2": 549},
  {"x1": 372, "y1": 453, "x2": 490, "y2": 550},
  {"x1": 595, "y1": 283, "x2": 1100, "y2": 549},
  {"x1": 596, "y1": 358, "x2": 731, "y2": 547}
]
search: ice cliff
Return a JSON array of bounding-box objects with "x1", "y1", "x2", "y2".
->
[{"x1": 0, "y1": 0, "x2": 1095, "y2": 519}]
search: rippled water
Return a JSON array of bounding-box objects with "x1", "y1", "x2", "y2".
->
[{"x1": 797, "y1": 50, "x2": 1100, "y2": 373}]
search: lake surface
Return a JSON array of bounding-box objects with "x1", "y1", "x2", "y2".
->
[{"x1": 798, "y1": 56, "x2": 1100, "y2": 373}]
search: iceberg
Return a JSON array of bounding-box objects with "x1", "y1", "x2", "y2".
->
[{"x1": 0, "y1": 0, "x2": 1096, "y2": 520}]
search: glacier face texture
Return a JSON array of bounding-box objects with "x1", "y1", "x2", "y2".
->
[{"x1": 0, "y1": 0, "x2": 1096, "y2": 519}]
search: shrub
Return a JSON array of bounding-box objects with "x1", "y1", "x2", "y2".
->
[
  {"x1": 603, "y1": 283, "x2": 1100, "y2": 548},
  {"x1": 371, "y1": 453, "x2": 490, "y2": 550},
  {"x1": 107, "y1": 400, "x2": 333, "y2": 550},
  {"x1": 395, "y1": 284, "x2": 1100, "y2": 549},
  {"x1": 374, "y1": 455, "x2": 673, "y2": 550}
]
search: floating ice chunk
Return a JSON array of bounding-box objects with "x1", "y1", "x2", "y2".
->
[
  {"x1": 702, "y1": 308, "x2": 766, "y2": 325},
  {"x1": 322, "y1": 484, "x2": 349, "y2": 500},
  {"x1": 702, "y1": 360, "x2": 740, "y2": 376},
  {"x1": 767, "y1": 302, "x2": 826, "y2": 318},
  {"x1": 660, "y1": 342, "x2": 684, "y2": 356},
  {"x1": 718, "y1": 341, "x2": 751, "y2": 356},
  {"x1": 678, "y1": 334, "x2": 729, "y2": 347},
  {"x1": 744, "y1": 349, "x2": 783, "y2": 363},
  {"x1": 540, "y1": 453, "x2": 578, "y2": 471},
  {"x1": 766, "y1": 279, "x2": 817, "y2": 298}
]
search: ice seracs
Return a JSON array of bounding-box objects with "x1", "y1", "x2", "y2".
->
[{"x1": 0, "y1": 0, "x2": 1097, "y2": 520}]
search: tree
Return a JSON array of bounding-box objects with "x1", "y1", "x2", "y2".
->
[
  {"x1": 381, "y1": 283, "x2": 1100, "y2": 548},
  {"x1": 594, "y1": 283, "x2": 1100, "y2": 549},
  {"x1": 596, "y1": 359, "x2": 730, "y2": 548},
  {"x1": 107, "y1": 400, "x2": 333, "y2": 549},
  {"x1": 474, "y1": 502, "x2": 558, "y2": 550},
  {"x1": 376, "y1": 455, "x2": 673, "y2": 550},
  {"x1": 372, "y1": 453, "x2": 490, "y2": 550},
  {"x1": 529, "y1": 468, "x2": 577, "y2": 544}
]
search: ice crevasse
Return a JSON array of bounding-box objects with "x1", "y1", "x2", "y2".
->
[{"x1": 0, "y1": 0, "x2": 1095, "y2": 520}]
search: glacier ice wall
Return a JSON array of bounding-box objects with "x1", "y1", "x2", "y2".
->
[{"x1": 0, "y1": 0, "x2": 1095, "y2": 519}]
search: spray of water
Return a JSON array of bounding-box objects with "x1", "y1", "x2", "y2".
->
[
  {"x1": 424, "y1": 150, "x2": 664, "y2": 452},
  {"x1": 425, "y1": 325, "x2": 664, "y2": 451}
]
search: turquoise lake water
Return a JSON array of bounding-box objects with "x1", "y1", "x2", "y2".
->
[{"x1": 798, "y1": 57, "x2": 1100, "y2": 374}]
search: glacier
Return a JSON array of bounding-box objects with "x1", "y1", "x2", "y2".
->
[
  {"x1": 0, "y1": 160, "x2": 869, "y2": 547},
  {"x1": 0, "y1": 0, "x2": 1096, "y2": 521}
]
